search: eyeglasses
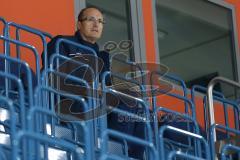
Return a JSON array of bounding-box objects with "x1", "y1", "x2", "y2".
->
[{"x1": 80, "y1": 16, "x2": 106, "y2": 24}]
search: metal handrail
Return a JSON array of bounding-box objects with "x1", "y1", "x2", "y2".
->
[
  {"x1": 0, "y1": 17, "x2": 6, "y2": 55},
  {"x1": 191, "y1": 85, "x2": 225, "y2": 101},
  {"x1": 0, "y1": 71, "x2": 25, "y2": 129},
  {"x1": 101, "y1": 71, "x2": 149, "y2": 124},
  {"x1": 34, "y1": 84, "x2": 96, "y2": 159},
  {"x1": 40, "y1": 69, "x2": 91, "y2": 114},
  {"x1": 156, "y1": 107, "x2": 200, "y2": 134},
  {"x1": 202, "y1": 92, "x2": 239, "y2": 142},
  {"x1": 159, "y1": 125, "x2": 210, "y2": 160},
  {"x1": 100, "y1": 129, "x2": 158, "y2": 160},
  {"x1": 5, "y1": 22, "x2": 50, "y2": 71},
  {"x1": 208, "y1": 95, "x2": 239, "y2": 130},
  {"x1": 101, "y1": 71, "x2": 154, "y2": 159},
  {"x1": 191, "y1": 85, "x2": 226, "y2": 139},
  {"x1": 0, "y1": 35, "x2": 41, "y2": 87},
  {"x1": 221, "y1": 144, "x2": 240, "y2": 160},
  {"x1": 156, "y1": 106, "x2": 200, "y2": 155},
  {"x1": 110, "y1": 53, "x2": 145, "y2": 86},
  {"x1": 0, "y1": 96, "x2": 16, "y2": 149},
  {"x1": 164, "y1": 73, "x2": 188, "y2": 97},
  {"x1": 207, "y1": 76, "x2": 240, "y2": 142},
  {"x1": 101, "y1": 87, "x2": 153, "y2": 141},
  {"x1": 0, "y1": 17, "x2": 6, "y2": 24},
  {"x1": 49, "y1": 54, "x2": 94, "y2": 77},
  {"x1": 34, "y1": 84, "x2": 89, "y2": 113},
  {"x1": 48, "y1": 53, "x2": 95, "y2": 110},
  {"x1": 210, "y1": 124, "x2": 240, "y2": 160},
  {"x1": 27, "y1": 107, "x2": 92, "y2": 160},
  {"x1": 55, "y1": 38, "x2": 97, "y2": 56},
  {"x1": 12, "y1": 130, "x2": 82, "y2": 160},
  {"x1": 168, "y1": 150, "x2": 206, "y2": 160},
  {"x1": 20, "y1": 24, "x2": 52, "y2": 39},
  {"x1": 0, "y1": 54, "x2": 34, "y2": 107},
  {"x1": 54, "y1": 38, "x2": 100, "y2": 145}
]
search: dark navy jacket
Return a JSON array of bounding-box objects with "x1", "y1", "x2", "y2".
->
[
  {"x1": 42, "y1": 31, "x2": 111, "y2": 113},
  {"x1": 42, "y1": 31, "x2": 110, "y2": 81},
  {"x1": 43, "y1": 32, "x2": 146, "y2": 160}
]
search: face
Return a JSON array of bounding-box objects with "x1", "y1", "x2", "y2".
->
[{"x1": 77, "y1": 8, "x2": 104, "y2": 44}]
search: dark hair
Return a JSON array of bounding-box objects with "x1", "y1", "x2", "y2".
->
[{"x1": 77, "y1": 6, "x2": 103, "y2": 21}]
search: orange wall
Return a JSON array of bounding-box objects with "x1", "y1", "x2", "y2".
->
[
  {"x1": 156, "y1": 92, "x2": 236, "y2": 129},
  {"x1": 142, "y1": 0, "x2": 156, "y2": 62},
  {"x1": 1, "y1": 0, "x2": 75, "y2": 36},
  {"x1": 0, "y1": 0, "x2": 75, "y2": 69}
]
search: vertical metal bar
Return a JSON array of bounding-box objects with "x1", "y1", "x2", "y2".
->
[
  {"x1": 7, "y1": 22, "x2": 49, "y2": 84},
  {"x1": 3, "y1": 23, "x2": 10, "y2": 97},
  {"x1": 0, "y1": 97, "x2": 16, "y2": 155},
  {"x1": 0, "y1": 71, "x2": 25, "y2": 129},
  {"x1": 0, "y1": 36, "x2": 36, "y2": 108},
  {"x1": 207, "y1": 77, "x2": 240, "y2": 142}
]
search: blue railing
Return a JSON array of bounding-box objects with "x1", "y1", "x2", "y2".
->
[{"x1": 0, "y1": 17, "x2": 239, "y2": 160}]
